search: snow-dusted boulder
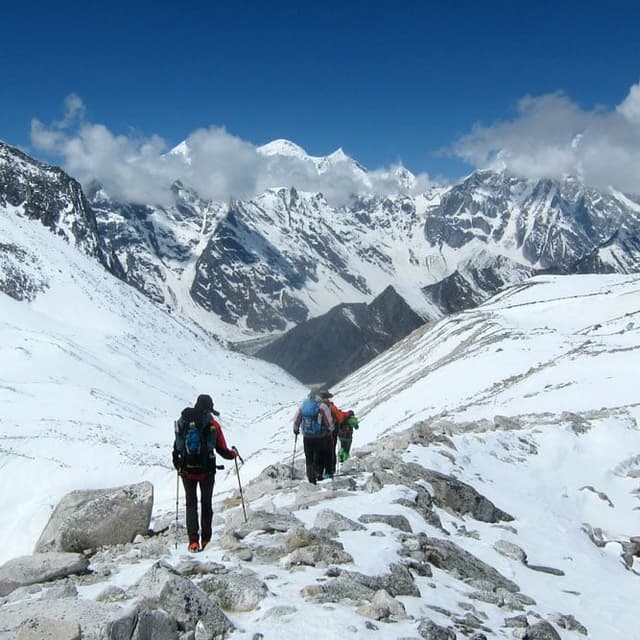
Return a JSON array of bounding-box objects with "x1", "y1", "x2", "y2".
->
[
  {"x1": 0, "y1": 552, "x2": 89, "y2": 597},
  {"x1": 199, "y1": 570, "x2": 270, "y2": 611},
  {"x1": 313, "y1": 508, "x2": 366, "y2": 533},
  {"x1": 0, "y1": 599, "x2": 145, "y2": 640},
  {"x1": 132, "y1": 561, "x2": 234, "y2": 637},
  {"x1": 34, "y1": 482, "x2": 153, "y2": 553}
]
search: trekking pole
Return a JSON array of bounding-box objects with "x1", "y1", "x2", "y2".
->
[
  {"x1": 174, "y1": 472, "x2": 180, "y2": 550},
  {"x1": 232, "y1": 447, "x2": 248, "y2": 522},
  {"x1": 291, "y1": 433, "x2": 298, "y2": 479}
]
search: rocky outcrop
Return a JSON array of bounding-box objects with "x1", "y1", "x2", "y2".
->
[
  {"x1": 0, "y1": 412, "x2": 596, "y2": 639},
  {"x1": 0, "y1": 141, "x2": 120, "y2": 277},
  {"x1": 254, "y1": 285, "x2": 426, "y2": 385}
]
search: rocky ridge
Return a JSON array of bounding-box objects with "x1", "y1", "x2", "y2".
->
[{"x1": 3, "y1": 415, "x2": 633, "y2": 639}]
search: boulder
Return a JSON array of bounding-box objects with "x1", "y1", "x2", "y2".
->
[
  {"x1": 0, "y1": 599, "x2": 143, "y2": 640},
  {"x1": 35, "y1": 482, "x2": 153, "y2": 553},
  {"x1": 0, "y1": 552, "x2": 89, "y2": 597},
  {"x1": 16, "y1": 617, "x2": 81, "y2": 640},
  {"x1": 132, "y1": 561, "x2": 233, "y2": 637}
]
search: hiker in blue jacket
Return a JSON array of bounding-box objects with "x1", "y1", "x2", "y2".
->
[{"x1": 293, "y1": 391, "x2": 333, "y2": 484}]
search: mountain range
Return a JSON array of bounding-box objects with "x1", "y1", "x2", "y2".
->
[{"x1": 2, "y1": 138, "x2": 640, "y2": 385}]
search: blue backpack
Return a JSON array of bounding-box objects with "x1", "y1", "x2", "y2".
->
[
  {"x1": 174, "y1": 408, "x2": 215, "y2": 472},
  {"x1": 300, "y1": 399, "x2": 325, "y2": 436}
]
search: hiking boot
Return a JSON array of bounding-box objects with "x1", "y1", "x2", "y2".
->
[
  {"x1": 200, "y1": 539, "x2": 210, "y2": 550},
  {"x1": 187, "y1": 541, "x2": 200, "y2": 553}
]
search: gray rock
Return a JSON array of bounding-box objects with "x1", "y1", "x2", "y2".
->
[
  {"x1": 548, "y1": 613, "x2": 588, "y2": 636},
  {"x1": 504, "y1": 614, "x2": 529, "y2": 628},
  {"x1": 522, "y1": 620, "x2": 561, "y2": 639},
  {"x1": 0, "y1": 599, "x2": 143, "y2": 640},
  {"x1": 283, "y1": 543, "x2": 354, "y2": 568},
  {"x1": 0, "y1": 553, "x2": 89, "y2": 597},
  {"x1": 358, "y1": 513, "x2": 413, "y2": 532},
  {"x1": 356, "y1": 588, "x2": 409, "y2": 621},
  {"x1": 412, "y1": 534, "x2": 520, "y2": 592},
  {"x1": 285, "y1": 526, "x2": 335, "y2": 551},
  {"x1": 493, "y1": 540, "x2": 527, "y2": 563},
  {"x1": 199, "y1": 572, "x2": 269, "y2": 611},
  {"x1": 314, "y1": 509, "x2": 366, "y2": 532},
  {"x1": 417, "y1": 618, "x2": 457, "y2": 639},
  {"x1": 41, "y1": 581, "x2": 78, "y2": 600},
  {"x1": 132, "y1": 561, "x2": 233, "y2": 637},
  {"x1": 233, "y1": 510, "x2": 303, "y2": 539},
  {"x1": 16, "y1": 617, "x2": 81, "y2": 640},
  {"x1": 35, "y1": 482, "x2": 153, "y2": 553},
  {"x1": 421, "y1": 469, "x2": 514, "y2": 523},
  {"x1": 94, "y1": 585, "x2": 127, "y2": 602},
  {"x1": 336, "y1": 562, "x2": 420, "y2": 597},
  {"x1": 302, "y1": 576, "x2": 375, "y2": 604},
  {"x1": 395, "y1": 484, "x2": 445, "y2": 531},
  {"x1": 525, "y1": 564, "x2": 565, "y2": 576},
  {"x1": 130, "y1": 608, "x2": 178, "y2": 640}
]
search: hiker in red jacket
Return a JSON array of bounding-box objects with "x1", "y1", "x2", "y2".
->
[
  {"x1": 319, "y1": 390, "x2": 350, "y2": 477},
  {"x1": 173, "y1": 394, "x2": 237, "y2": 552}
]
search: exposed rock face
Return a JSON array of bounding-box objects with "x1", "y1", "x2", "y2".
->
[
  {"x1": 0, "y1": 141, "x2": 121, "y2": 283},
  {"x1": 422, "y1": 255, "x2": 535, "y2": 314},
  {"x1": 35, "y1": 482, "x2": 153, "y2": 553},
  {"x1": 254, "y1": 285, "x2": 425, "y2": 385}
]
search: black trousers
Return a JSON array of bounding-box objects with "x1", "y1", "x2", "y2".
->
[
  {"x1": 326, "y1": 429, "x2": 338, "y2": 475},
  {"x1": 182, "y1": 474, "x2": 215, "y2": 543},
  {"x1": 303, "y1": 435, "x2": 333, "y2": 483}
]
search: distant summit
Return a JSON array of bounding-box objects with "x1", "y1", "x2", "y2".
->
[{"x1": 256, "y1": 138, "x2": 309, "y2": 159}]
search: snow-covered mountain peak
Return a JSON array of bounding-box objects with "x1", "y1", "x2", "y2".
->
[
  {"x1": 325, "y1": 147, "x2": 349, "y2": 162},
  {"x1": 256, "y1": 138, "x2": 309, "y2": 158},
  {"x1": 167, "y1": 140, "x2": 191, "y2": 164}
]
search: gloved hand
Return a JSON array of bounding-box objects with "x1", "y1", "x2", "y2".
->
[
  {"x1": 293, "y1": 427, "x2": 300, "y2": 435},
  {"x1": 172, "y1": 450, "x2": 182, "y2": 470}
]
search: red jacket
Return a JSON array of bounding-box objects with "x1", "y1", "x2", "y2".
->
[{"x1": 328, "y1": 402, "x2": 350, "y2": 427}]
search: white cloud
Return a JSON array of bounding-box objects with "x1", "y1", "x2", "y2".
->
[
  {"x1": 30, "y1": 96, "x2": 433, "y2": 207},
  {"x1": 452, "y1": 82, "x2": 640, "y2": 193}
]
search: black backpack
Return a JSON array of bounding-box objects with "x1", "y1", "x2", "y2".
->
[{"x1": 174, "y1": 407, "x2": 216, "y2": 473}]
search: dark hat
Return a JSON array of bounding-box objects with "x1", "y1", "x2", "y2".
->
[
  {"x1": 195, "y1": 393, "x2": 220, "y2": 416},
  {"x1": 319, "y1": 389, "x2": 333, "y2": 399}
]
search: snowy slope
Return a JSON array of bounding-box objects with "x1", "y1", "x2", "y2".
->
[{"x1": 0, "y1": 211, "x2": 308, "y2": 564}]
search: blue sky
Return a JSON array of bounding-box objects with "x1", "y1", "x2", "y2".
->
[{"x1": 2, "y1": 0, "x2": 640, "y2": 201}]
